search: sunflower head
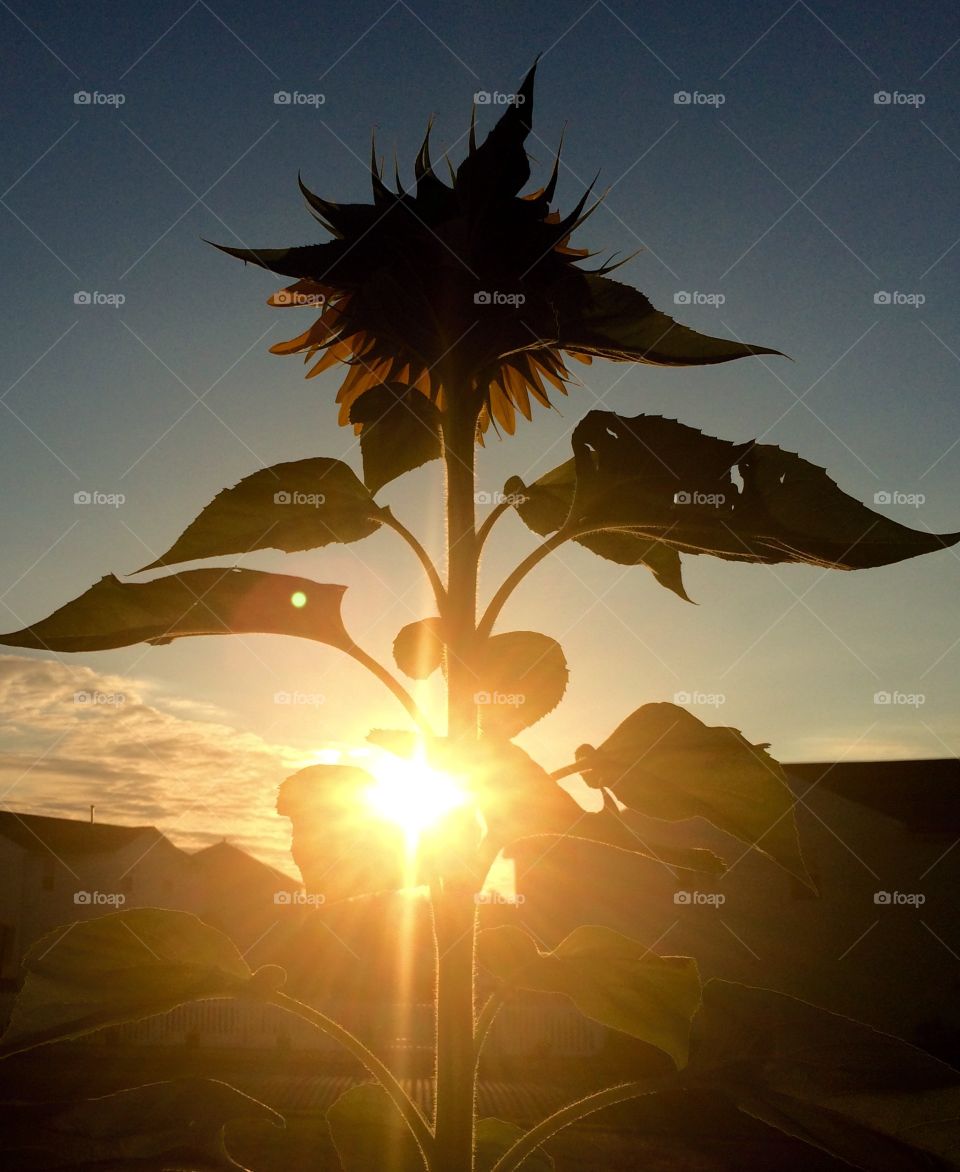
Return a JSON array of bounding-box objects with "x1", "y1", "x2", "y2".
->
[{"x1": 214, "y1": 61, "x2": 780, "y2": 438}]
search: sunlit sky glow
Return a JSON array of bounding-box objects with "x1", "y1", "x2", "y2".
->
[{"x1": 1, "y1": 1, "x2": 958, "y2": 868}]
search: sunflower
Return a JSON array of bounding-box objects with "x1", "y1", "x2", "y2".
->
[{"x1": 214, "y1": 61, "x2": 780, "y2": 437}]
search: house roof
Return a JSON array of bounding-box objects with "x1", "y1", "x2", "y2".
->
[
  {"x1": 786, "y1": 759, "x2": 960, "y2": 833},
  {"x1": 0, "y1": 810, "x2": 164, "y2": 856},
  {"x1": 190, "y1": 839, "x2": 298, "y2": 888}
]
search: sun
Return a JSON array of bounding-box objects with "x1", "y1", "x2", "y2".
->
[{"x1": 363, "y1": 747, "x2": 469, "y2": 851}]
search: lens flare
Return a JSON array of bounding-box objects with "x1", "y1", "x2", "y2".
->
[{"x1": 364, "y1": 749, "x2": 468, "y2": 851}]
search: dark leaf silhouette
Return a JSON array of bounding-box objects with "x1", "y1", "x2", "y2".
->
[
  {"x1": 139, "y1": 458, "x2": 383, "y2": 571},
  {"x1": 0, "y1": 570, "x2": 351, "y2": 653},
  {"x1": 557, "y1": 411, "x2": 960, "y2": 570},
  {"x1": 505, "y1": 458, "x2": 690, "y2": 600},
  {"x1": 576, "y1": 703, "x2": 812, "y2": 887},
  {"x1": 349, "y1": 382, "x2": 443, "y2": 493},
  {"x1": 687, "y1": 980, "x2": 960, "y2": 1171},
  {"x1": 393, "y1": 616, "x2": 445, "y2": 679},
  {"x1": 0, "y1": 1078, "x2": 283, "y2": 1171},
  {"x1": 0, "y1": 910, "x2": 256, "y2": 1056},
  {"x1": 480, "y1": 924, "x2": 701, "y2": 1067},
  {"x1": 473, "y1": 631, "x2": 569, "y2": 737},
  {"x1": 278, "y1": 764, "x2": 410, "y2": 902}
]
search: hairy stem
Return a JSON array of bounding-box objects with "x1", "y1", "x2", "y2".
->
[
  {"x1": 268, "y1": 989, "x2": 436, "y2": 1163},
  {"x1": 475, "y1": 499, "x2": 511, "y2": 553},
  {"x1": 433, "y1": 388, "x2": 481, "y2": 1170},
  {"x1": 476, "y1": 528, "x2": 573, "y2": 640},
  {"x1": 489, "y1": 1077, "x2": 675, "y2": 1172},
  {"x1": 380, "y1": 507, "x2": 447, "y2": 611},
  {"x1": 342, "y1": 641, "x2": 435, "y2": 735},
  {"x1": 474, "y1": 988, "x2": 506, "y2": 1067}
]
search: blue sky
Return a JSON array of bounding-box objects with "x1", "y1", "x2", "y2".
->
[{"x1": 1, "y1": 0, "x2": 958, "y2": 865}]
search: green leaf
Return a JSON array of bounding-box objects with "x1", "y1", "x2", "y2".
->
[
  {"x1": 350, "y1": 383, "x2": 443, "y2": 494},
  {"x1": 577, "y1": 703, "x2": 812, "y2": 887},
  {"x1": 278, "y1": 763, "x2": 412, "y2": 901},
  {"x1": 480, "y1": 924, "x2": 701, "y2": 1068},
  {"x1": 0, "y1": 910, "x2": 256, "y2": 1056},
  {"x1": 688, "y1": 980, "x2": 960, "y2": 1171},
  {"x1": 393, "y1": 617, "x2": 445, "y2": 679},
  {"x1": 564, "y1": 411, "x2": 959, "y2": 570},
  {"x1": 504, "y1": 460, "x2": 691, "y2": 602},
  {"x1": 552, "y1": 273, "x2": 784, "y2": 366},
  {"x1": 139, "y1": 458, "x2": 382, "y2": 572},
  {"x1": 0, "y1": 1077, "x2": 282, "y2": 1171},
  {"x1": 476, "y1": 1117, "x2": 554, "y2": 1172},
  {"x1": 0, "y1": 569, "x2": 351, "y2": 653},
  {"x1": 474, "y1": 631, "x2": 569, "y2": 737},
  {"x1": 326, "y1": 1084, "x2": 426, "y2": 1172}
]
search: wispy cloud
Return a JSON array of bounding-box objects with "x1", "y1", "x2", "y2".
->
[{"x1": 0, "y1": 654, "x2": 313, "y2": 870}]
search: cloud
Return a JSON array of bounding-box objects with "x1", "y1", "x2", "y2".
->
[{"x1": 0, "y1": 654, "x2": 314, "y2": 871}]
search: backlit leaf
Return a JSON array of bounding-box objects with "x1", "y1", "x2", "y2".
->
[
  {"x1": 393, "y1": 617, "x2": 445, "y2": 679},
  {"x1": 563, "y1": 411, "x2": 959, "y2": 569},
  {"x1": 0, "y1": 910, "x2": 255, "y2": 1056},
  {"x1": 0, "y1": 570, "x2": 351, "y2": 653},
  {"x1": 577, "y1": 703, "x2": 812, "y2": 887},
  {"x1": 473, "y1": 631, "x2": 569, "y2": 737},
  {"x1": 0, "y1": 1078, "x2": 282, "y2": 1171},
  {"x1": 688, "y1": 980, "x2": 960, "y2": 1171},
  {"x1": 480, "y1": 924, "x2": 701, "y2": 1068},
  {"x1": 553, "y1": 273, "x2": 784, "y2": 366},
  {"x1": 349, "y1": 383, "x2": 442, "y2": 494},
  {"x1": 504, "y1": 460, "x2": 690, "y2": 601},
  {"x1": 278, "y1": 764, "x2": 409, "y2": 902},
  {"x1": 140, "y1": 458, "x2": 383, "y2": 570}
]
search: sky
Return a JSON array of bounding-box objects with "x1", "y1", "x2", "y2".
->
[{"x1": 1, "y1": 0, "x2": 958, "y2": 870}]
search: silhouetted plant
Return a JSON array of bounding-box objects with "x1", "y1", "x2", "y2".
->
[{"x1": 2, "y1": 61, "x2": 959, "y2": 1172}]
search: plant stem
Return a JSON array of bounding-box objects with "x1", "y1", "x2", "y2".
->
[
  {"x1": 475, "y1": 499, "x2": 511, "y2": 552},
  {"x1": 473, "y1": 988, "x2": 506, "y2": 1066},
  {"x1": 433, "y1": 386, "x2": 481, "y2": 1170},
  {"x1": 342, "y1": 640, "x2": 435, "y2": 735},
  {"x1": 267, "y1": 988, "x2": 436, "y2": 1163},
  {"x1": 489, "y1": 1077, "x2": 675, "y2": 1172},
  {"x1": 380, "y1": 507, "x2": 447, "y2": 611},
  {"x1": 476, "y1": 528, "x2": 572, "y2": 640}
]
